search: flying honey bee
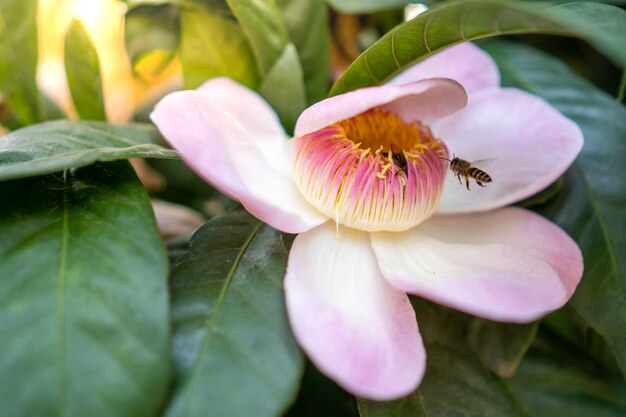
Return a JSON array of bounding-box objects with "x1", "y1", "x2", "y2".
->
[{"x1": 441, "y1": 154, "x2": 492, "y2": 190}]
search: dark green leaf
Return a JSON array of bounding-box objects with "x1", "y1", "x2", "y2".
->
[
  {"x1": 125, "y1": 4, "x2": 180, "y2": 67},
  {"x1": 358, "y1": 392, "x2": 427, "y2": 417},
  {"x1": 276, "y1": 0, "x2": 330, "y2": 104},
  {"x1": 286, "y1": 362, "x2": 359, "y2": 417},
  {"x1": 64, "y1": 20, "x2": 107, "y2": 121},
  {"x1": 165, "y1": 210, "x2": 303, "y2": 417},
  {"x1": 361, "y1": 300, "x2": 531, "y2": 417},
  {"x1": 0, "y1": 161, "x2": 170, "y2": 417},
  {"x1": 618, "y1": 67, "x2": 625, "y2": 101},
  {"x1": 0, "y1": 120, "x2": 179, "y2": 182},
  {"x1": 0, "y1": 0, "x2": 41, "y2": 125},
  {"x1": 509, "y1": 330, "x2": 626, "y2": 417},
  {"x1": 147, "y1": 158, "x2": 225, "y2": 213},
  {"x1": 330, "y1": 0, "x2": 626, "y2": 95},
  {"x1": 544, "y1": 1, "x2": 626, "y2": 68},
  {"x1": 465, "y1": 318, "x2": 539, "y2": 377},
  {"x1": 483, "y1": 40, "x2": 626, "y2": 378},
  {"x1": 325, "y1": 0, "x2": 410, "y2": 13},
  {"x1": 226, "y1": 0, "x2": 289, "y2": 77},
  {"x1": 414, "y1": 300, "x2": 531, "y2": 417},
  {"x1": 260, "y1": 43, "x2": 306, "y2": 133},
  {"x1": 518, "y1": 177, "x2": 565, "y2": 208},
  {"x1": 179, "y1": 6, "x2": 259, "y2": 89}
]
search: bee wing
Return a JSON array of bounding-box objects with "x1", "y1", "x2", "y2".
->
[{"x1": 469, "y1": 158, "x2": 497, "y2": 168}]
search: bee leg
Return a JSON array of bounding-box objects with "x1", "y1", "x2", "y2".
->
[
  {"x1": 456, "y1": 174, "x2": 463, "y2": 185},
  {"x1": 465, "y1": 176, "x2": 471, "y2": 191}
]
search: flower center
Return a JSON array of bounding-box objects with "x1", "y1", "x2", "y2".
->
[{"x1": 291, "y1": 108, "x2": 449, "y2": 232}]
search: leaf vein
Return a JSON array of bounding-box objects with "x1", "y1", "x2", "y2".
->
[
  {"x1": 56, "y1": 183, "x2": 69, "y2": 417},
  {"x1": 390, "y1": 30, "x2": 400, "y2": 68},
  {"x1": 423, "y1": 14, "x2": 433, "y2": 52},
  {"x1": 182, "y1": 220, "x2": 264, "y2": 417}
]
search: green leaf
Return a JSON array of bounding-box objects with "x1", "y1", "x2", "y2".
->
[
  {"x1": 276, "y1": 0, "x2": 330, "y2": 104},
  {"x1": 286, "y1": 362, "x2": 359, "y2": 417},
  {"x1": 165, "y1": 209, "x2": 304, "y2": 417},
  {"x1": 509, "y1": 330, "x2": 626, "y2": 417},
  {"x1": 260, "y1": 43, "x2": 306, "y2": 133},
  {"x1": 518, "y1": 177, "x2": 565, "y2": 208},
  {"x1": 325, "y1": 0, "x2": 410, "y2": 13},
  {"x1": 544, "y1": 1, "x2": 626, "y2": 68},
  {"x1": 179, "y1": 6, "x2": 259, "y2": 89},
  {"x1": 226, "y1": 0, "x2": 290, "y2": 77},
  {"x1": 415, "y1": 300, "x2": 531, "y2": 416},
  {"x1": 124, "y1": 4, "x2": 180, "y2": 67},
  {"x1": 0, "y1": 120, "x2": 179, "y2": 182},
  {"x1": 0, "y1": 161, "x2": 170, "y2": 417},
  {"x1": 360, "y1": 300, "x2": 531, "y2": 417},
  {"x1": 64, "y1": 20, "x2": 107, "y2": 121},
  {"x1": 358, "y1": 392, "x2": 427, "y2": 417},
  {"x1": 483, "y1": 40, "x2": 626, "y2": 377},
  {"x1": 0, "y1": 0, "x2": 41, "y2": 125},
  {"x1": 465, "y1": 318, "x2": 539, "y2": 377},
  {"x1": 330, "y1": 0, "x2": 626, "y2": 96}
]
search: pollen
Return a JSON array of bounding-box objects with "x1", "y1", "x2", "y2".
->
[{"x1": 291, "y1": 108, "x2": 449, "y2": 232}]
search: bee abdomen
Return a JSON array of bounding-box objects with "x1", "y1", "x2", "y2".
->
[{"x1": 467, "y1": 167, "x2": 492, "y2": 183}]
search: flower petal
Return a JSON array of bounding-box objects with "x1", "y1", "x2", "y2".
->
[
  {"x1": 151, "y1": 89, "x2": 327, "y2": 233},
  {"x1": 284, "y1": 222, "x2": 425, "y2": 400},
  {"x1": 432, "y1": 89, "x2": 583, "y2": 213},
  {"x1": 388, "y1": 43, "x2": 500, "y2": 96},
  {"x1": 371, "y1": 207, "x2": 581, "y2": 322},
  {"x1": 196, "y1": 77, "x2": 286, "y2": 143},
  {"x1": 295, "y1": 78, "x2": 467, "y2": 136}
]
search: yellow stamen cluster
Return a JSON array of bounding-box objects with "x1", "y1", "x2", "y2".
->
[{"x1": 291, "y1": 108, "x2": 448, "y2": 232}]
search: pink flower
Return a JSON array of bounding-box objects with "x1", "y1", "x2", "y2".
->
[{"x1": 151, "y1": 43, "x2": 583, "y2": 400}]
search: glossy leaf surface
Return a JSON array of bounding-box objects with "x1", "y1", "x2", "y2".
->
[
  {"x1": 0, "y1": 161, "x2": 170, "y2": 417},
  {"x1": 0, "y1": 120, "x2": 178, "y2": 181},
  {"x1": 330, "y1": 0, "x2": 626, "y2": 95},
  {"x1": 165, "y1": 210, "x2": 303, "y2": 417}
]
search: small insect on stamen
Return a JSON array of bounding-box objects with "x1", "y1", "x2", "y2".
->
[
  {"x1": 387, "y1": 145, "x2": 409, "y2": 180},
  {"x1": 440, "y1": 154, "x2": 493, "y2": 191}
]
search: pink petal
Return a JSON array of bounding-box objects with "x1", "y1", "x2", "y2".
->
[
  {"x1": 295, "y1": 78, "x2": 467, "y2": 136},
  {"x1": 196, "y1": 77, "x2": 286, "y2": 142},
  {"x1": 371, "y1": 207, "x2": 582, "y2": 322},
  {"x1": 284, "y1": 222, "x2": 425, "y2": 400},
  {"x1": 151, "y1": 89, "x2": 327, "y2": 234},
  {"x1": 432, "y1": 89, "x2": 583, "y2": 214},
  {"x1": 388, "y1": 43, "x2": 500, "y2": 97}
]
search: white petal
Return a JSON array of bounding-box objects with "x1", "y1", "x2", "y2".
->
[
  {"x1": 388, "y1": 43, "x2": 500, "y2": 97},
  {"x1": 295, "y1": 78, "x2": 467, "y2": 136},
  {"x1": 371, "y1": 207, "x2": 579, "y2": 322},
  {"x1": 432, "y1": 89, "x2": 583, "y2": 213},
  {"x1": 284, "y1": 222, "x2": 426, "y2": 400},
  {"x1": 151, "y1": 88, "x2": 327, "y2": 233}
]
